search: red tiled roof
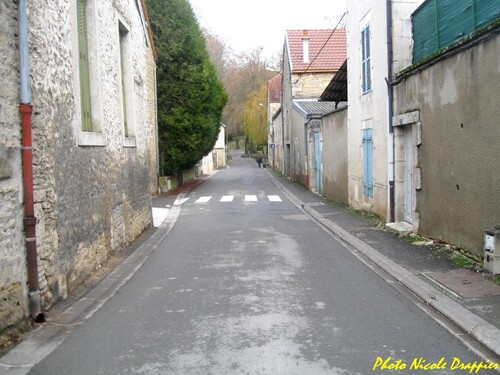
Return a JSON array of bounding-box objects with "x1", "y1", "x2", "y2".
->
[
  {"x1": 286, "y1": 29, "x2": 346, "y2": 73},
  {"x1": 267, "y1": 74, "x2": 282, "y2": 103}
]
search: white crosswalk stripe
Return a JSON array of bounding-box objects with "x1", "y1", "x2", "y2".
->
[
  {"x1": 267, "y1": 195, "x2": 282, "y2": 202},
  {"x1": 191, "y1": 195, "x2": 283, "y2": 204},
  {"x1": 195, "y1": 196, "x2": 212, "y2": 203}
]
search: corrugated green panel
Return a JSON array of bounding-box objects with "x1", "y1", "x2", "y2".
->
[
  {"x1": 412, "y1": 0, "x2": 500, "y2": 63},
  {"x1": 412, "y1": 0, "x2": 438, "y2": 63},
  {"x1": 475, "y1": 0, "x2": 500, "y2": 28},
  {"x1": 437, "y1": 0, "x2": 474, "y2": 48}
]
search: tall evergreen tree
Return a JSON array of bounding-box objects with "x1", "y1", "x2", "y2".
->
[{"x1": 146, "y1": 0, "x2": 227, "y2": 175}]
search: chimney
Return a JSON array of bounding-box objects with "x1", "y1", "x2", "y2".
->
[{"x1": 302, "y1": 30, "x2": 309, "y2": 63}]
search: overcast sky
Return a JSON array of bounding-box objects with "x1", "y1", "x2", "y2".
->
[{"x1": 188, "y1": 0, "x2": 347, "y2": 59}]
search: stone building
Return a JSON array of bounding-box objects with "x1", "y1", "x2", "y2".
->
[
  {"x1": 0, "y1": 0, "x2": 157, "y2": 332},
  {"x1": 280, "y1": 29, "x2": 346, "y2": 183},
  {"x1": 213, "y1": 124, "x2": 227, "y2": 169},
  {"x1": 266, "y1": 74, "x2": 282, "y2": 170},
  {"x1": 345, "y1": 0, "x2": 424, "y2": 220}
]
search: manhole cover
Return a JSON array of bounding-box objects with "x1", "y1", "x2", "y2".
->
[{"x1": 425, "y1": 269, "x2": 500, "y2": 298}]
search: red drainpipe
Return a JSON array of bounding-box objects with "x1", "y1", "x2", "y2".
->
[{"x1": 20, "y1": 104, "x2": 44, "y2": 322}]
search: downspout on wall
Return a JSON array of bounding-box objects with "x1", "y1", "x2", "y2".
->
[
  {"x1": 18, "y1": 0, "x2": 44, "y2": 322},
  {"x1": 386, "y1": 0, "x2": 395, "y2": 223}
]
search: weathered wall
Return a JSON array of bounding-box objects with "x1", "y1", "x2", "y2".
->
[
  {"x1": 322, "y1": 107, "x2": 349, "y2": 204},
  {"x1": 146, "y1": 48, "x2": 158, "y2": 195},
  {"x1": 24, "y1": 0, "x2": 154, "y2": 309},
  {"x1": 291, "y1": 72, "x2": 335, "y2": 99},
  {"x1": 213, "y1": 125, "x2": 226, "y2": 169},
  {"x1": 290, "y1": 107, "x2": 307, "y2": 186},
  {"x1": 0, "y1": 1, "x2": 29, "y2": 331},
  {"x1": 346, "y1": 1, "x2": 389, "y2": 219},
  {"x1": 282, "y1": 47, "x2": 293, "y2": 177},
  {"x1": 394, "y1": 33, "x2": 500, "y2": 255},
  {"x1": 271, "y1": 111, "x2": 283, "y2": 173},
  {"x1": 346, "y1": 0, "x2": 424, "y2": 220}
]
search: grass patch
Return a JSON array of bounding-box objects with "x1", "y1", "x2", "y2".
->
[
  {"x1": 494, "y1": 276, "x2": 500, "y2": 286},
  {"x1": 450, "y1": 253, "x2": 475, "y2": 268},
  {"x1": 343, "y1": 207, "x2": 384, "y2": 228},
  {"x1": 400, "y1": 233, "x2": 427, "y2": 244}
]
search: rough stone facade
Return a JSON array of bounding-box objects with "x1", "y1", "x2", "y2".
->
[
  {"x1": 291, "y1": 72, "x2": 335, "y2": 99},
  {"x1": 146, "y1": 47, "x2": 159, "y2": 195},
  {"x1": 0, "y1": 1, "x2": 29, "y2": 332},
  {"x1": 1, "y1": 0, "x2": 156, "y2": 331}
]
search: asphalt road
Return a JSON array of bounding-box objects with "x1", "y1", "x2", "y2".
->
[{"x1": 29, "y1": 154, "x2": 498, "y2": 374}]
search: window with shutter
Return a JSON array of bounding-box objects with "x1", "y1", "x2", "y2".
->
[
  {"x1": 77, "y1": 0, "x2": 92, "y2": 132},
  {"x1": 118, "y1": 20, "x2": 135, "y2": 146},
  {"x1": 361, "y1": 24, "x2": 372, "y2": 94},
  {"x1": 362, "y1": 128, "x2": 374, "y2": 197},
  {"x1": 119, "y1": 26, "x2": 128, "y2": 137}
]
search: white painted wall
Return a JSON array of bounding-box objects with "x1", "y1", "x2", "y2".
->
[{"x1": 346, "y1": 0, "x2": 424, "y2": 220}]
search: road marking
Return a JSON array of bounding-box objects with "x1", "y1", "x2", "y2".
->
[
  {"x1": 191, "y1": 195, "x2": 283, "y2": 203},
  {"x1": 195, "y1": 196, "x2": 212, "y2": 203},
  {"x1": 268, "y1": 195, "x2": 282, "y2": 202},
  {"x1": 174, "y1": 197, "x2": 189, "y2": 205},
  {"x1": 152, "y1": 207, "x2": 169, "y2": 227}
]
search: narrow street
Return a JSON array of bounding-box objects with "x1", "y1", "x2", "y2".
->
[{"x1": 23, "y1": 154, "x2": 499, "y2": 374}]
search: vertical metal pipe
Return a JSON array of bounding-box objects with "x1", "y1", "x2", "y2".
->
[
  {"x1": 18, "y1": 0, "x2": 30, "y2": 104},
  {"x1": 386, "y1": 0, "x2": 395, "y2": 223},
  {"x1": 18, "y1": 0, "x2": 44, "y2": 322}
]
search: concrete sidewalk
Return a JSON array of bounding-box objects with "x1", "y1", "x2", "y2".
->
[{"x1": 265, "y1": 168, "x2": 500, "y2": 358}]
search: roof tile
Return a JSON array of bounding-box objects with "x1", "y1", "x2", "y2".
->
[{"x1": 287, "y1": 29, "x2": 346, "y2": 72}]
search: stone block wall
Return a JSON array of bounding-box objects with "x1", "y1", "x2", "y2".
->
[
  {"x1": 291, "y1": 72, "x2": 335, "y2": 99},
  {"x1": 0, "y1": 1, "x2": 29, "y2": 332},
  {"x1": 146, "y1": 49, "x2": 159, "y2": 195},
  {"x1": 0, "y1": 0, "x2": 156, "y2": 330}
]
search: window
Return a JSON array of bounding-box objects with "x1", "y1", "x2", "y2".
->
[
  {"x1": 75, "y1": 0, "x2": 105, "y2": 146},
  {"x1": 118, "y1": 20, "x2": 135, "y2": 145},
  {"x1": 362, "y1": 128, "x2": 374, "y2": 197},
  {"x1": 361, "y1": 24, "x2": 372, "y2": 93},
  {"x1": 77, "y1": 0, "x2": 92, "y2": 131}
]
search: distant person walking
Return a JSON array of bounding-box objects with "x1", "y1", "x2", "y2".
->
[{"x1": 256, "y1": 157, "x2": 263, "y2": 168}]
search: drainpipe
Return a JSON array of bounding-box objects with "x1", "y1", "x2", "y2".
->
[
  {"x1": 386, "y1": 0, "x2": 395, "y2": 223},
  {"x1": 154, "y1": 65, "x2": 160, "y2": 193},
  {"x1": 304, "y1": 121, "x2": 309, "y2": 190},
  {"x1": 18, "y1": 0, "x2": 44, "y2": 322}
]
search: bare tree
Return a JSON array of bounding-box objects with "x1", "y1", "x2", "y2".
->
[
  {"x1": 202, "y1": 28, "x2": 232, "y2": 81},
  {"x1": 202, "y1": 33, "x2": 282, "y2": 139}
]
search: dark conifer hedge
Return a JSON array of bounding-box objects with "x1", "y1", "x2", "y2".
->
[{"x1": 146, "y1": 0, "x2": 227, "y2": 175}]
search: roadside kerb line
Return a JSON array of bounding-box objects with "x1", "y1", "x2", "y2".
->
[
  {"x1": 267, "y1": 171, "x2": 500, "y2": 357},
  {"x1": 0, "y1": 192, "x2": 188, "y2": 375}
]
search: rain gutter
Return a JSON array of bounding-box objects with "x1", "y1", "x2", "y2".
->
[
  {"x1": 386, "y1": 0, "x2": 395, "y2": 223},
  {"x1": 18, "y1": 0, "x2": 44, "y2": 322}
]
